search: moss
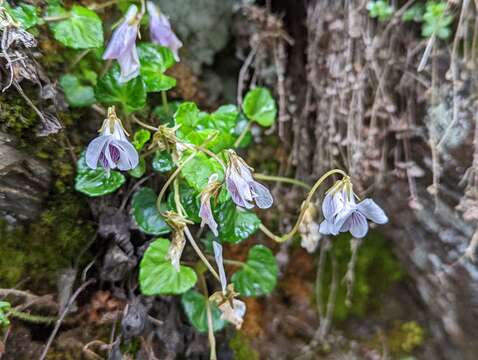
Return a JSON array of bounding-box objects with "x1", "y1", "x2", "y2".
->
[
  {"x1": 388, "y1": 321, "x2": 425, "y2": 354},
  {"x1": 319, "y1": 232, "x2": 405, "y2": 321},
  {"x1": 0, "y1": 191, "x2": 93, "y2": 290},
  {"x1": 229, "y1": 331, "x2": 259, "y2": 360},
  {"x1": 0, "y1": 92, "x2": 38, "y2": 138}
]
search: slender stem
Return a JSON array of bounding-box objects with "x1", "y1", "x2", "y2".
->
[
  {"x1": 184, "y1": 227, "x2": 220, "y2": 281},
  {"x1": 156, "y1": 151, "x2": 196, "y2": 211},
  {"x1": 254, "y1": 173, "x2": 311, "y2": 190},
  {"x1": 132, "y1": 115, "x2": 158, "y2": 131},
  {"x1": 234, "y1": 121, "x2": 252, "y2": 148},
  {"x1": 161, "y1": 91, "x2": 170, "y2": 116},
  {"x1": 8, "y1": 309, "x2": 57, "y2": 324},
  {"x1": 206, "y1": 256, "x2": 245, "y2": 267},
  {"x1": 183, "y1": 142, "x2": 226, "y2": 170},
  {"x1": 198, "y1": 273, "x2": 217, "y2": 360},
  {"x1": 88, "y1": 0, "x2": 120, "y2": 10},
  {"x1": 259, "y1": 169, "x2": 348, "y2": 243},
  {"x1": 42, "y1": 15, "x2": 71, "y2": 22}
]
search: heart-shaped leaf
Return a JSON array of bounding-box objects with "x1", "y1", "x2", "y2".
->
[
  {"x1": 47, "y1": 5, "x2": 103, "y2": 49},
  {"x1": 60, "y1": 74, "x2": 96, "y2": 107},
  {"x1": 75, "y1": 152, "x2": 125, "y2": 197},
  {"x1": 214, "y1": 200, "x2": 260, "y2": 244},
  {"x1": 95, "y1": 64, "x2": 146, "y2": 114},
  {"x1": 242, "y1": 87, "x2": 277, "y2": 127},
  {"x1": 138, "y1": 43, "x2": 176, "y2": 92},
  {"x1": 181, "y1": 290, "x2": 227, "y2": 333},
  {"x1": 139, "y1": 238, "x2": 197, "y2": 295},
  {"x1": 181, "y1": 152, "x2": 224, "y2": 193},
  {"x1": 232, "y1": 245, "x2": 278, "y2": 297},
  {"x1": 132, "y1": 129, "x2": 151, "y2": 151},
  {"x1": 5, "y1": 3, "x2": 40, "y2": 29},
  {"x1": 131, "y1": 187, "x2": 170, "y2": 235},
  {"x1": 128, "y1": 157, "x2": 146, "y2": 178}
]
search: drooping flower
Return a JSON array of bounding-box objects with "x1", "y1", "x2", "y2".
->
[
  {"x1": 210, "y1": 242, "x2": 246, "y2": 329},
  {"x1": 199, "y1": 175, "x2": 222, "y2": 236},
  {"x1": 163, "y1": 211, "x2": 192, "y2": 272},
  {"x1": 146, "y1": 1, "x2": 182, "y2": 61},
  {"x1": 319, "y1": 181, "x2": 388, "y2": 238},
  {"x1": 103, "y1": 5, "x2": 141, "y2": 83},
  {"x1": 225, "y1": 150, "x2": 273, "y2": 209},
  {"x1": 86, "y1": 107, "x2": 139, "y2": 171}
]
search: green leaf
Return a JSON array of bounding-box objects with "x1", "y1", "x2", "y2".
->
[
  {"x1": 138, "y1": 43, "x2": 176, "y2": 92},
  {"x1": 60, "y1": 74, "x2": 96, "y2": 107},
  {"x1": 181, "y1": 152, "x2": 224, "y2": 193},
  {"x1": 132, "y1": 187, "x2": 171, "y2": 235},
  {"x1": 128, "y1": 157, "x2": 146, "y2": 178},
  {"x1": 75, "y1": 152, "x2": 125, "y2": 197},
  {"x1": 5, "y1": 3, "x2": 40, "y2": 29},
  {"x1": 214, "y1": 200, "x2": 260, "y2": 244},
  {"x1": 139, "y1": 238, "x2": 197, "y2": 295},
  {"x1": 152, "y1": 151, "x2": 174, "y2": 173},
  {"x1": 175, "y1": 102, "x2": 200, "y2": 131},
  {"x1": 47, "y1": 5, "x2": 103, "y2": 49},
  {"x1": 242, "y1": 87, "x2": 277, "y2": 127},
  {"x1": 167, "y1": 181, "x2": 201, "y2": 223},
  {"x1": 232, "y1": 245, "x2": 278, "y2": 297},
  {"x1": 132, "y1": 129, "x2": 151, "y2": 151},
  {"x1": 366, "y1": 1, "x2": 394, "y2": 22},
  {"x1": 95, "y1": 64, "x2": 146, "y2": 114},
  {"x1": 181, "y1": 290, "x2": 227, "y2": 333},
  {"x1": 0, "y1": 301, "x2": 11, "y2": 328},
  {"x1": 153, "y1": 101, "x2": 180, "y2": 126}
]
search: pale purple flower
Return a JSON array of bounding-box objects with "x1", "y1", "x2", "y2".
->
[
  {"x1": 213, "y1": 241, "x2": 227, "y2": 293},
  {"x1": 226, "y1": 151, "x2": 273, "y2": 209},
  {"x1": 86, "y1": 108, "x2": 139, "y2": 171},
  {"x1": 199, "y1": 175, "x2": 220, "y2": 236},
  {"x1": 146, "y1": 1, "x2": 182, "y2": 61},
  {"x1": 319, "y1": 189, "x2": 388, "y2": 238},
  {"x1": 103, "y1": 5, "x2": 140, "y2": 83}
]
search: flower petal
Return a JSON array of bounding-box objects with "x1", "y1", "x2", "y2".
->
[
  {"x1": 199, "y1": 194, "x2": 218, "y2": 236},
  {"x1": 113, "y1": 140, "x2": 139, "y2": 170},
  {"x1": 103, "y1": 6, "x2": 138, "y2": 60},
  {"x1": 357, "y1": 199, "x2": 388, "y2": 224},
  {"x1": 322, "y1": 191, "x2": 345, "y2": 221},
  {"x1": 117, "y1": 47, "x2": 140, "y2": 83},
  {"x1": 250, "y1": 181, "x2": 273, "y2": 209},
  {"x1": 147, "y1": 2, "x2": 182, "y2": 61},
  {"x1": 345, "y1": 212, "x2": 368, "y2": 238},
  {"x1": 85, "y1": 135, "x2": 111, "y2": 169},
  {"x1": 226, "y1": 171, "x2": 254, "y2": 209},
  {"x1": 213, "y1": 241, "x2": 227, "y2": 293},
  {"x1": 319, "y1": 219, "x2": 337, "y2": 235}
]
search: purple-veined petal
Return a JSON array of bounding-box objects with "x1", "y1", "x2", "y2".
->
[
  {"x1": 112, "y1": 140, "x2": 139, "y2": 170},
  {"x1": 226, "y1": 171, "x2": 254, "y2": 209},
  {"x1": 113, "y1": 119, "x2": 128, "y2": 142},
  {"x1": 103, "y1": 5, "x2": 139, "y2": 60},
  {"x1": 213, "y1": 241, "x2": 227, "y2": 294},
  {"x1": 357, "y1": 198, "x2": 388, "y2": 224},
  {"x1": 343, "y1": 211, "x2": 368, "y2": 238},
  {"x1": 199, "y1": 194, "x2": 218, "y2": 236},
  {"x1": 104, "y1": 140, "x2": 119, "y2": 169},
  {"x1": 116, "y1": 46, "x2": 140, "y2": 83},
  {"x1": 250, "y1": 181, "x2": 273, "y2": 209},
  {"x1": 319, "y1": 219, "x2": 337, "y2": 235},
  {"x1": 85, "y1": 135, "x2": 112, "y2": 169},
  {"x1": 322, "y1": 190, "x2": 345, "y2": 221},
  {"x1": 147, "y1": 1, "x2": 182, "y2": 61}
]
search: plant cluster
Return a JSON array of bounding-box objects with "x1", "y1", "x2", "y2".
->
[{"x1": 0, "y1": 0, "x2": 389, "y2": 355}]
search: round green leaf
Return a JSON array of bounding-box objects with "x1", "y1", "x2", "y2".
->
[
  {"x1": 181, "y1": 290, "x2": 227, "y2": 333},
  {"x1": 131, "y1": 187, "x2": 170, "y2": 235},
  {"x1": 242, "y1": 87, "x2": 277, "y2": 127},
  {"x1": 60, "y1": 74, "x2": 96, "y2": 107},
  {"x1": 232, "y1": 245, "x2": 278, "y2": 297},
  {"x1": 95, "y1": 64, "x2": 147, "y2": 114},
  {"x1": 47, "y1": 5, "x2": 103, "y2": 49},
  {"x1": 132, "y1": 129, "x2": 151, "y2": 151},
  {"x1": 138, "y1": 43, "x2": 177, "y2": 92},
  {"x1": 139, "y1": 238, "x2": 197, "y2": 295},
  {"x1": 75, "y1": 152, "x2": 125, "y2": 197},
  {"x1": 128, "y1": 157, "x2": 146, "y2": 178},
  {"x1": 152, "y1": 151, "x2": 174, "y2": 173},
  {"x1": 181, "y1": 152, "x2": 224, "y2": 193},
  {"x1": 214, "y1": 200, "x2": 260, "y2": 244}
]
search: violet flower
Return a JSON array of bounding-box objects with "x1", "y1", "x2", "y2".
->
[
  {"x1": 146, "y1": 1, "x2": 182, "y2": 61},
  {"x1": 319, "y1": 188, "x2": 388, "y2": 238},
  {"x1": 199, "y1": 174, "x2": 221, "y2": 236},
  {"x1": 225, "y1": 151, "x2": 273, "y2": 209},
  {"x1": 103, "y1": 5, "x2": 141, "y2": 83},
  {"x1": 86, "y1": 107, "x2": 139, "y2": 171}
]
